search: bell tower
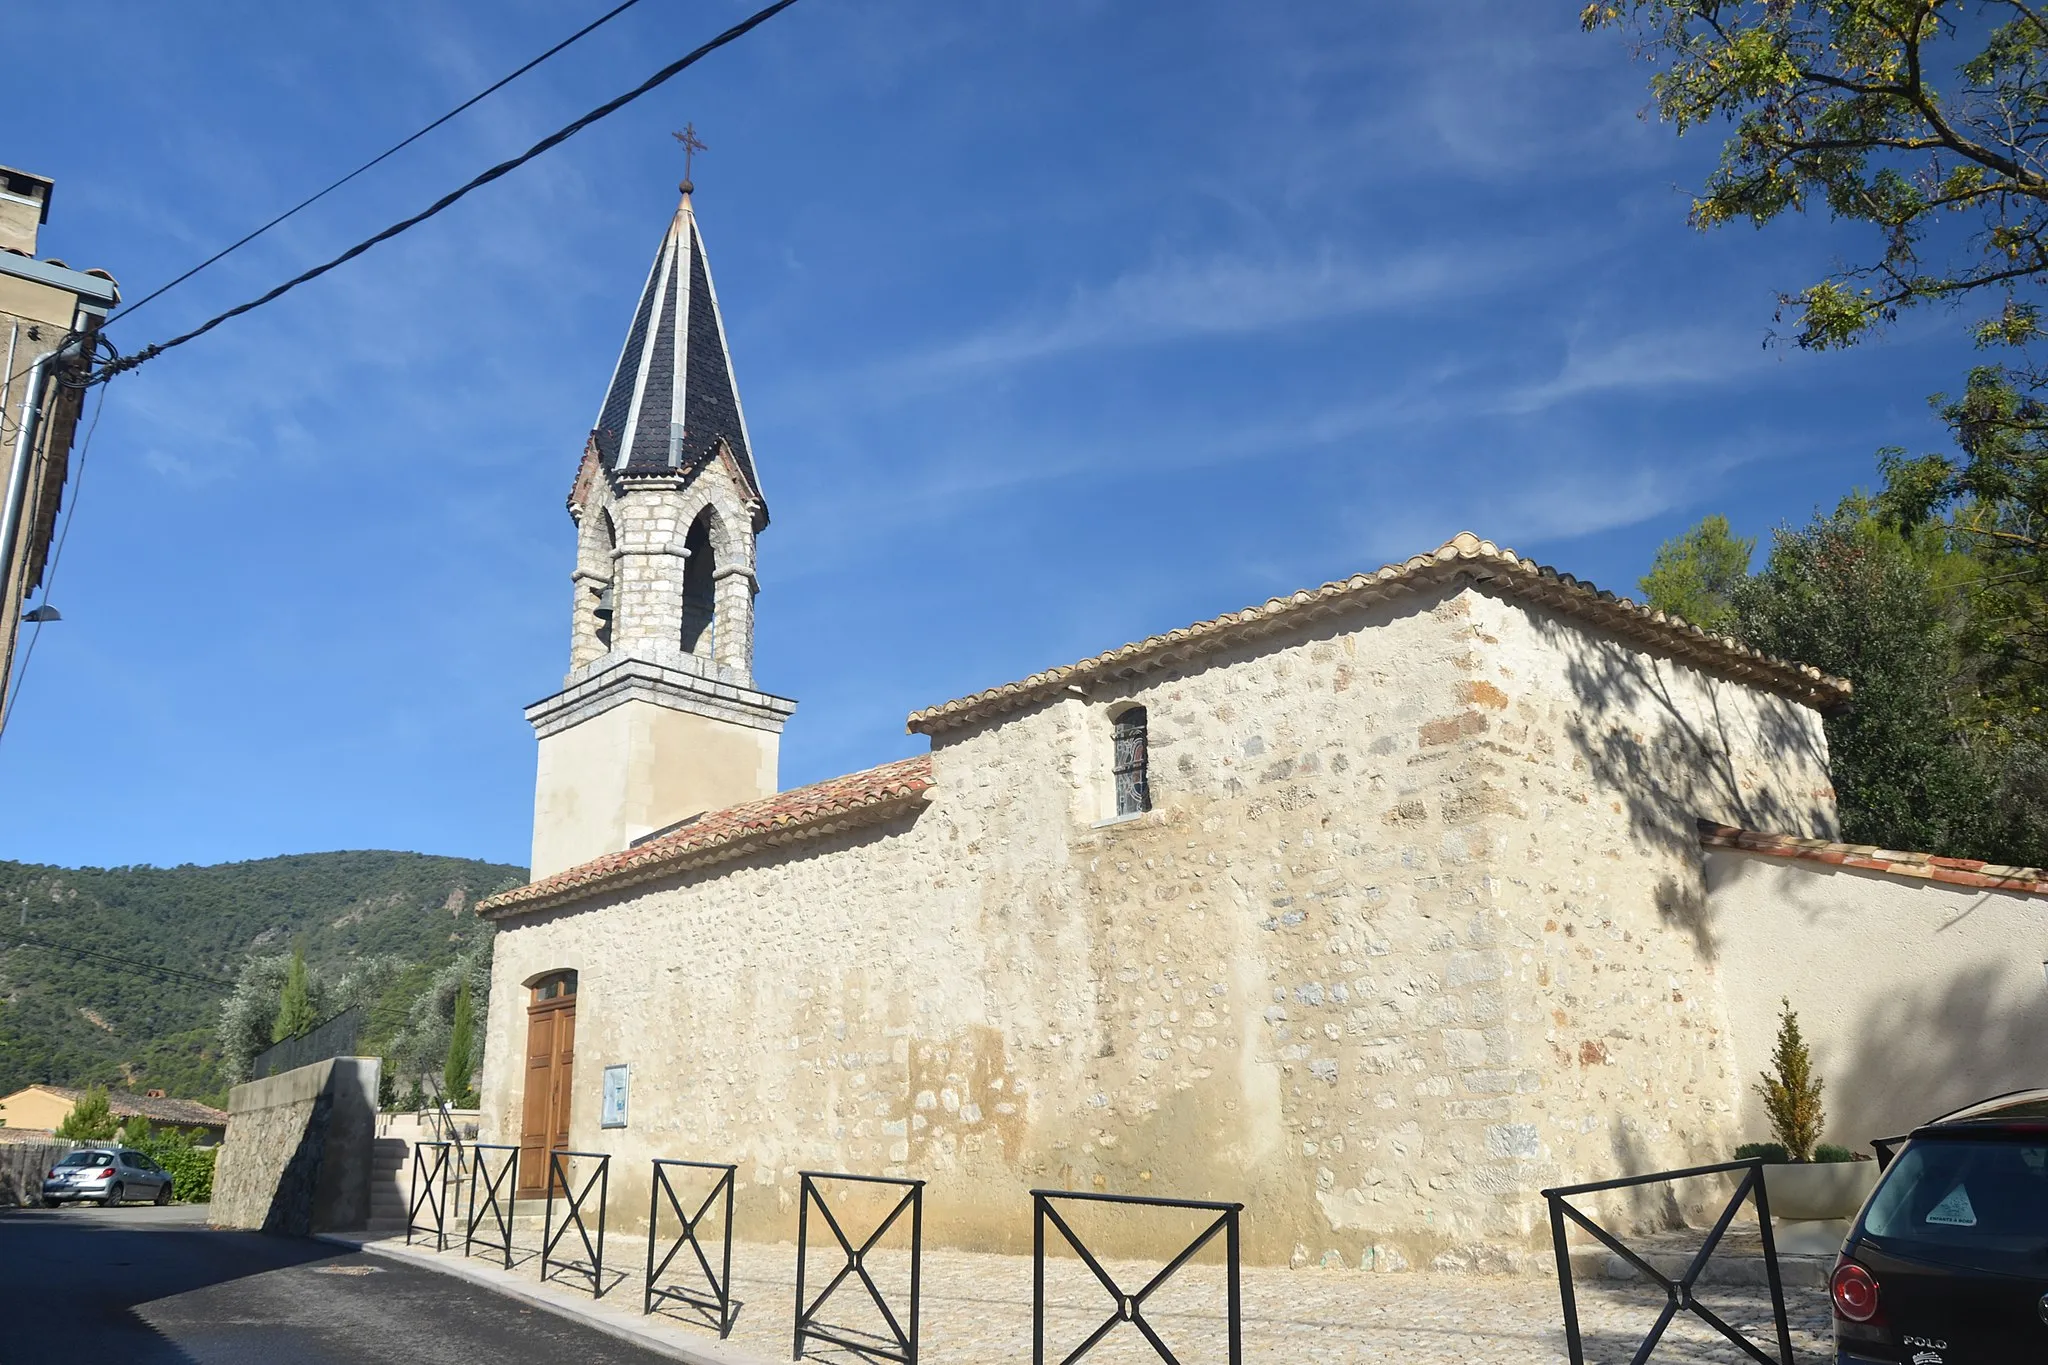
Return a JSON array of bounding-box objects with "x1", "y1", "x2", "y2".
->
[{"x1": 525, "y1": 175, "x2": 796, "y2": 879}]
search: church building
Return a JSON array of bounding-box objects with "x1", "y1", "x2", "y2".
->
[{"x1": 476, "y1": 177, "x2": 2041, "y2": 1270}]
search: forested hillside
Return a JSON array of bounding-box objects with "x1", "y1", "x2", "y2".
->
[{"x1": 0, "y1": 852, "x2": 525, "y2": 1104}]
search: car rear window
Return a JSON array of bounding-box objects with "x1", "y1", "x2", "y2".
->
[
  {"x1": 55, "y1": 1151, "x2": 111, "y2": 1167},
  {"x1": 1863, "y1": 1137, "x2": 2048, "y2": 1269}
]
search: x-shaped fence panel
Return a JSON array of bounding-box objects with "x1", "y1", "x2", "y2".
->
[
  {"x1": 793, "y1": 1170, "x2": 924, "y2": 1363},
  {"x1": 542, "y1": 1150, "x2": 611, "y2": 1297},
  {"x1": 463, "y1": 1144, "x2": 520, "y2": 1269},
  {"x1": 406, "y1": 1141, "x2": 453, "y2": 1251},
  {"x1": 1542, "y1": 1157, "x2": 1794, "y2": 1365},
  {"x1": 1031, "y1": 1189, "x2": 1242, "y2": 1365},
  {"x1": 645, "y1": 1159, "x2": 738, "y2": 1336}
]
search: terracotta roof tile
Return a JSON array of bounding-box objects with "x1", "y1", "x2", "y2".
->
[
  {"x1": 906, "y1": 532, "x2": 1852, "y2": 736},
  {"x1": 478, "y1": 754, "x2": 935, "y2": 919},
  {"x1": 1699, "y1": 821, "x2": 2048, "y2": 898},
  {"x1": 38, "y1": 1086, "x2": 229, "y2": 1128}
]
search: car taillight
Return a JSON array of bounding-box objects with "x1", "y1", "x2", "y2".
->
[
  {"x1": 46, "y1": 1168, "x2": 55, "y2": 1179},
  {"x1": 98, "y1": 1167, "x2": 115, "y2": 1179},
  {"x1": 1832, "y1": 1259, "x2": 1880, "y2": 1322}
]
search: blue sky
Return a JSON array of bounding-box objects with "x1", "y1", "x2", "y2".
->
[{"x1": 1, "y1": 1, "x2": 1981, "y2": 870}]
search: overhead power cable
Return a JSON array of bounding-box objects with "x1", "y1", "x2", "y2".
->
[
  {"x1": 10, "y1": 935, "x2": 231, "y2": 989},
  {"x1": 109, "y1": 0, "x2": 656, "y2": 326},
  {"x1": 95, "y1": 0, "x2": 804, "y2": 385}
]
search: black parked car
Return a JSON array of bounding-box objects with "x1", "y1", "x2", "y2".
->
[{"x1": 1834, "y1": 1088, "x2": 2048, "y2": 1363}]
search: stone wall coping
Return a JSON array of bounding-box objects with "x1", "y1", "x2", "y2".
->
[
  {"x1": 1699, "y1": 820, "x2": 2048, "y2": 898},
  {"x1": 528, "y1": 656, "x2": 797, "y2": 739},
  {"x1": 905, "y1": 531, "x2": 1853, "y2": 736},
  {"x1": 478, "y1": 754, "x2": 936, "y2": 919}
]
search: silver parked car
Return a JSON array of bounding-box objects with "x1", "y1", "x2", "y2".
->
[{"x1": 41, "y1": 1148, "x2": 173, "y2": 1207}]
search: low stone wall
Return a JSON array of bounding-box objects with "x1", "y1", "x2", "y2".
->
[
  {"x1": 0, "y1": 1140, "x2": 74, "y2": 1206},
  {"x1": 211, "y1": 1057, "x2": 379, "y2": 1235}
]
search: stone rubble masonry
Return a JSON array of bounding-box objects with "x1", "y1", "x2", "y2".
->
[
  {"x1": 0, "y1": 1140, "x2": 73, "y2": 1207},
  {"x1": 211, "y1": 1057, "x2": 379, "y2": 1235},
  {"x1": 479, "y1": 574, "x2": 1836, "y2": 1271}
]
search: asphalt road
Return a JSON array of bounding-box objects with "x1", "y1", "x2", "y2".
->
[{"x1": 0, "y1": 1203, "x2": 678, "y2": 1364}]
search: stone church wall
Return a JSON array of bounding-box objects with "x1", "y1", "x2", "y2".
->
[{"x1": 479, "y1": 581, "x2": 1835, "y2": 1269}]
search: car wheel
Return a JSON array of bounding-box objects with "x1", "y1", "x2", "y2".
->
[
  {"x1": 102, "y1": 1182, "x2": 123, "y2": 1207},
  {"x1": 42, "y1": 1197, "x2": 61, "y2": 1209},
  {"x1": 153, "y1": 1182, "x2": 171, "y2": 1206}
]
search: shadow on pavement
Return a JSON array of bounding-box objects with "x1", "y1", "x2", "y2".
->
[{"x1": 0, "y1": 1206, "x2": 347, "y2": 1363}]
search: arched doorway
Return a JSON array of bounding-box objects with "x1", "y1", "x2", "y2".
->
[{"x1": 517, "y1": 970, "x2": 576, "y2": 1197}]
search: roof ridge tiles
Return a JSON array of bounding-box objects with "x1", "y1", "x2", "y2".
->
[
  {"x1": 905, "y1": 532, "x2": 1850, "y2": 736},
  {"x1": 1699, "y1": 819, "x2": 2048, "y2": 897}
]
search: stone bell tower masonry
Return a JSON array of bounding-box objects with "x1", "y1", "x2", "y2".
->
[{"x1": 525, "y1": 179, "x2": 795, "y2": 879}]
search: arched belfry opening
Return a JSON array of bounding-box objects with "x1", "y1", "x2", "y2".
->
[
  {"x1": 680, "y1": 508, "x2": 718, "y2": 658},
  {"x1": 594, "y1": 510, "x2": 617, "y2": 652}
]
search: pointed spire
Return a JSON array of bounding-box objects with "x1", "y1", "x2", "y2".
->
[{"x1": 589, "y1": 182, "x2": 763, "y2": 515}]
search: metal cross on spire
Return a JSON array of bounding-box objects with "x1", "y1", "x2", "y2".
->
[{"x1": 673, "y1": 123, "x2": 707, "y2": 192}]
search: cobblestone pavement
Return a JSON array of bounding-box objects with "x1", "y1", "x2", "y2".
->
[{"x1": 633, "y1": 1237, "x2": 1835, "y2": 1363}]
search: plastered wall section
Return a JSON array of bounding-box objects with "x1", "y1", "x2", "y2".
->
[
  {"x1": 531, "y1": 698, "x2": 779, "y2": 878},
  {"x1": 481, "y1": 581, "x2": 1836, "y2": 1270},
  {"x1": 1705, "y1": 849, "x2": 2048, "y2": 1148}
]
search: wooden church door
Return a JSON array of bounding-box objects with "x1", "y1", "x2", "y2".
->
[{"x1": 518, "y1": 972, "x2": 576, "y2": 1196}]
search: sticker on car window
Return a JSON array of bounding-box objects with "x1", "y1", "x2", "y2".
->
[{"x1": 1925, "y1": 1184, "x2": 1977, "y2": 1226}]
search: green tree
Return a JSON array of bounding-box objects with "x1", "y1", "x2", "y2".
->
[
  {"x1": 1640, "y1": 514, "x2": 1755, "y2": 632},
  {"x1": 1755, "y1": 998, "x2": 1826, "y2": 1161},
  {"x1": 117, "y1": 1112, "x2": 153, "y2": 1146},
  {"x1": 272, "y1": 944, "x2": 316, "y2": 1044},
  {"x1": 1736, "y1": 499, "x2": 2004, "y2": 854},
  {"x1": 54, "y1": 1084, "x2": 118, "y2": 1141},
  {"x1": 442, "y1": 976, "x2": 476, "y2": 1108},
  {"x1": 1585, "y1": 3, "x2": 2048, "y2": 811}
]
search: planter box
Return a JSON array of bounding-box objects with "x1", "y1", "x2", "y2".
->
[{"x1": 1763, "y1": 1161, "x2": 1879, "y2": 1221}]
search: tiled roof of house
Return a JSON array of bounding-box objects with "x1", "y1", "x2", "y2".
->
[
  {"x1": 38, "y1": 1086, "x2": 229, "y2": 1129},
  {"x1": 905, "y1": 532, "x2": 1853, "y2": 735},
  {"x1": 1700, "y1": 821, "x2": 2048, "y2": 897},
  {"x1": 478, "y1": 755, "x2": 935, "y2": 919}
]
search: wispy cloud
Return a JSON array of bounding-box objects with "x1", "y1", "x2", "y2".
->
[
  {"x1": 906, "y1": 246, "x2": 1487, "y2": 375},
  {"x1": 1494, "y1": 325, "x2": 1772, "y2": 415}
]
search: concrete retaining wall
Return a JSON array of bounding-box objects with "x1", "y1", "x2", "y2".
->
[
  {"x1": 0, "y1": 1141, "x2": 75, "y2": 1206},
  {"x1": 211, "y1": 1056, "x2": 379, "y2": 1235}
]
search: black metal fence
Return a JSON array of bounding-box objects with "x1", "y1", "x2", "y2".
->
[
  {"x1": 406, "y1": 1140, "x2": 453, "y2": 1251},
  {"x1": 542, "y1": 1150, "x2": 611, "y2": 1296},
  {"x1": 1542, "y1": 1157, "x2": 1793, "y2": 1365},
  {"x1": 464, "y1": 1144, "x2": 520, "y2": 1269},
  {"x1": 251, "y1": 1005, "x2": 362, "y2": 1081},
  {"x1": 793, "y1": 1170, "x2": 924, "y2": 1363},
  {"x1": 1031, "y1": 1189, "x2": 1242, "y2": 1365},
  {"x1": 645, "y1": 1159, "x2": 738, "y2": 1335}
]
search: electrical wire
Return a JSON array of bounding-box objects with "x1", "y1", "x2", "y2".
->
[
  {"x1": 95, "y1": 0, "x2": 804, "y2": 385},
  {"x1": 109, "y1": 0, "x2": 656, "y2": 326},
  {"x1": 0, "y1": 362, "x2": 107, "y2": 746},
  {"x1": 8, "y1": 935, "x2": 232, "y2": 989}
]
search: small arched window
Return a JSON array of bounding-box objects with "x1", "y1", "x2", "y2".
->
[
  {"x1": 1112, "y1": 706, "x2": 1150, "y2": 816},
  {"x1": 531, "y1": 971, "x2": 577, "y2": 1004}
]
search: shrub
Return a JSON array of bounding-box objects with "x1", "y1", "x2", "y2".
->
[
  {"x1": 1734, "y1": 1141, "x2": 1790, "y2": 1164},
  {"x1": 1814, "y1": 1143, "x2": 1858, "y2": 1164},
  {"x1": 139, "y1": 1129, "x2": 216, "y2": 1203},
  {"x1": 1755, "y1": 998, "x2": 1826, "y2": 1161}
]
